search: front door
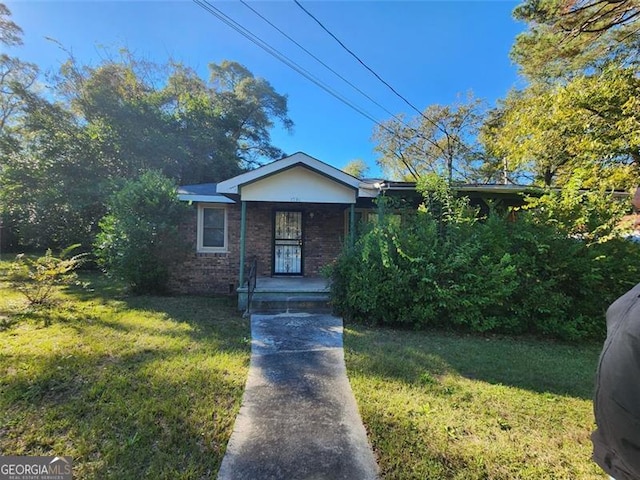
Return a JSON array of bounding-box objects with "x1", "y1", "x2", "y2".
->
[{"x1": 273, "y1": 211, "x2": 303, "y2": 275}]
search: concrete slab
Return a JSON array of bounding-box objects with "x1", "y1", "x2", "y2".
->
[
  {"x1": 218, "y1": 313, "x2": 378, "y2": 480},
  {"x1": 254, "y1": 277, "x2": 330, "y2": 293}
]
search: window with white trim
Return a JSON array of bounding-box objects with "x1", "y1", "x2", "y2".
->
[{"x1": 197, "y1": 204, "x2": 228, "y2": 253}]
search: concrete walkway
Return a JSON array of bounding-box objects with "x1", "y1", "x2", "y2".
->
[{"x1": 218, "y1": 313, "x2": 379, "y2": 480}]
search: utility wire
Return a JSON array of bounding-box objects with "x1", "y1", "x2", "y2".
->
[
  {"x1": 293, "y1": 0, "x2": 477, "y2": 156},
  {"x1": 193, "y1": 0, "x2": 401, "y2": 139},
  {"x1": 193, "y1": 0, "x2": 462, "y2": 180},
  {"x1": 240, "y1": 0, "x2": 400, "y2": 123},
  {"x1": 238, "y1": 0, "x2": 449, "y2": 156},
  {"x1": 293, "y1": 0, "x2": 430, "y2": 122}
]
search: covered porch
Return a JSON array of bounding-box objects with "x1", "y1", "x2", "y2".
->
[{"x1": 215, "y1": 152, "x2": 378, "y2": 311}]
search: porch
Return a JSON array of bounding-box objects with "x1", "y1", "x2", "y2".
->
[{"x1": 237, "y1": 276, "x2": 332, "y2": 313}]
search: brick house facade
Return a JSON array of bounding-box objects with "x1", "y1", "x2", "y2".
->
[
  {"x1": 168, "y1": 152, "x2": 530, "y2": 301},
  {"x1": 168, "y1": 203, "x2": 242, "y2": 295},
  {"x1": 169, "y1": 201, "x2": 350, "y2": 295},
  {"x1": 168, "y1": 153, "x2": 377, "y2": 297}
]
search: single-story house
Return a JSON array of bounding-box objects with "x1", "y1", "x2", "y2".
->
[{"x1": 168, "y1": 152, "x2": 533, "y2": 309}]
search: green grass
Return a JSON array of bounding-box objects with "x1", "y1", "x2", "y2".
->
[
  {"x1": 0, "y1": 263, "x2": 250, "y2": 479},
  {"x1": 1, "y1": 254, "x2": 609, "y2": 478},
  {"x1": 345, "y1": 325, "x2": 607, "y2": 479}
]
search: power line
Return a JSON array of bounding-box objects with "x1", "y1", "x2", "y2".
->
[
  {"x1": 193, "y1": 0, "x2": 400, "y2": 138},
  {"x1": 193, "y1": 0, "x2": 471, "y2": 180},
  {"x1": 239, "y1": 0, "x2": 401, "y2": 123},
  {"x1": 237, "y1": 0, "x2": 450, "y2": 157},
  {"x1": 293, "y1": 0, "x2": 428, "y2": 121},
  {"x1": 292, "y1": 0, "x2": 477, "y2": 156}
]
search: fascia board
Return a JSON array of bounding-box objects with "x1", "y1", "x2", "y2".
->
[{"x1": 178, "y1": 194, "x2": 235, "y2": 204}]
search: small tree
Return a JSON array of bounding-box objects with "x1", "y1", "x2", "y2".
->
[
  {"x1": 94, "y1": 171, "x2": 188, "y2": 294},
  {"x1": 8, "y1": 245, "x2": 87, "y2": 317}
]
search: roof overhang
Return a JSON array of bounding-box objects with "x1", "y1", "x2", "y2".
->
[{"x1": 177, "y1": 183, "x2": 235, "y2": 204}]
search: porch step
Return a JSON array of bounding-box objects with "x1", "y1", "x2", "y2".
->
[{"x1": 250, "y1": 293, "x2": 332, "y2": 314}]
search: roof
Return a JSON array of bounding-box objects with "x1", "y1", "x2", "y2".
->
[
  {"x1": 379, "y1": 181, "x2": 630, "y2": 197},
  {"x1": 217, "y1": 152, "x2": 378, "y2": 199},
  {"x1": 179, "y1": 152, "x2": 631, "y2": 205},
  {"x1": 379, "y1": 181, "x2": 538, "y2": 193},
  {"x1": 177, "y1": 183, "x2": 235, "y2": 204}
]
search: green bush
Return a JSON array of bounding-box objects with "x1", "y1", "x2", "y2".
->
[
  {"x1": 328, "y1": 178, "x2": 639, "y2": 342},
  {"x1": 94, "y1": 171, "x2": 188, "y2": 294}
]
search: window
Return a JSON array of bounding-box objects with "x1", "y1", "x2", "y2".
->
[{"x1": 197, "y1": 204, "x2": 227, "y2": 253}]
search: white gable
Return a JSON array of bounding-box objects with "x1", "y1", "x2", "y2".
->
[
  {"x1": 217, "y1": 152, "x2": 372, "y2": 202},
  {"x1": 241, "y1": 166, "x2": 357, "y2": 203}
]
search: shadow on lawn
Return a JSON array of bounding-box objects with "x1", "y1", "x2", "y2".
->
[
  {"x1": 2, "y1": 271, "x2": 251, "y2": 478},
  {"x1": 344, "y1": 325, "x2": 602, "y2": 400},
  {"x1": 63, "y1": 272, "x2": 249, "y2": 350},
  {"x1": 1, "y1": 347, "x2": 245, "y2": 479}
]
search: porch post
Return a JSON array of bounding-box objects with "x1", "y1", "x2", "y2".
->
[
  {"x1": 349, "y1": 203, "x2": 355, "y2": 247},
  {"x1": 239, "y1": 200, "x2": 247, "y2": 286}
]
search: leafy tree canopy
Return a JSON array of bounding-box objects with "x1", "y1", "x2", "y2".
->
[
  {"x1": 55, "y1": 54, "x2": 293, "y2": 184},
  {"x1": 373, "y1": 94, "x2": 491, "y2": 183},
  {"x1": 482, "y1": 65, "x2": 640, "y2": 187},
  {"x1": 342, "y1": 159, "x2": 370, "y2": 178},
  {"x1": 0, "y1": 3, "x2": 38, "y2": 135},
  {"x1": 0, "y1": 3, "x2": 22, "y2": 47},
  {"x1": 0, "y1": 22, "x2": 293, "y2": 250},
  {"x1": 482, "y1": 0, "x2": 640, "y2": 189},
  {"x1": 512, "y1": 0, "x2": 640, "y2": 81}
]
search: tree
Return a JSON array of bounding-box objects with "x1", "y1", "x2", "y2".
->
[
  {"x1": 0, "y1": 3, "x2": 38, "y2": 135},
  {"x1": 373, "y1": 94, "x2": 488, "y2": 183},
  {"x1": 94, "y1": 171, "x2": 188, "y2": 294},
  {"x1": 1, "y1": 48, "x2": 293, "y2": 250},
  {"x1": 342, "y1": 159, "x2": 369, "y2": 178},
  {"x1": 482, "y1": 68, "x2": 640, "y2": 188},
  {"x1": 481, "y1": 0, "x2": 640, "y2": 189},
  {"x1": 0, "y1": 3, "x2": 21, "y2": 46},
  {"x1": 1, "y1": 86, "x2": 113, "y2": 249},
  {"x1": 55, "y1": 55, "x2": 293, "y2": 184},
  {"x1": 208, "y1": 60, "x2": 293, "y2": 170},
  {"x1": 512, "y1": 0, "x2": 639, "y2": 81}
]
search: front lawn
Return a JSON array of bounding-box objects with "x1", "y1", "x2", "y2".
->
[
  {"x1": 1, "y1": 253, "x2": 608, "y2": 479},
  {"x1": 0, "y1": 265, "x2": 250, "y2": 479},
  {"x1": 345, "y1": 325, "x2": 606, "y2": 479}
]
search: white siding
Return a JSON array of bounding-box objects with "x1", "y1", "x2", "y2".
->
[{"x1": 241, "y1": 166, "x2": 356, "y2": 204}]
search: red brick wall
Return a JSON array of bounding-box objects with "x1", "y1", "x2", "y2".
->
[
  {"x1": 245, "y1": 202, "x2": 348, "y2": 277},
  {"x1": 168, "y1": 203, "x2": 241, "y2": 295},
  {"x1": 303, "y1": 204, "x2": 348, "y2": 275},
  {"x1": 169, "y1": 201, "x2": 349, "y2": 294}
]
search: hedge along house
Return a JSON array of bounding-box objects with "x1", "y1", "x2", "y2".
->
[
  {"x1": 169, "y1": 151, "x2": 533, "y2": 310},
  {"x1": 169, "y1": 152, "x2": 380, "y2": 310}
]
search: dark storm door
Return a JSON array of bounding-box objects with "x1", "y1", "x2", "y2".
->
[{"x1": 273, "y1": 211, "x2": 303, "y2": 275}]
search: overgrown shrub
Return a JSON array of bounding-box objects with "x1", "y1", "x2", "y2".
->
[
  {"x1": 94, "y1": 171, "x2": 188, "y2": 294},
  {"x1": 329, "y1": 176, "x2": 639, "y2": 342}
]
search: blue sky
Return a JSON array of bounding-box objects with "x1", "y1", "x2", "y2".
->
[{"x1": 5, "y1": 1, "x2": 526, "y2": 177}]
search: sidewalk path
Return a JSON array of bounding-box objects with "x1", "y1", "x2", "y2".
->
[{"x1": 217, "y1": 313, "x2": 379, "y2": 480}]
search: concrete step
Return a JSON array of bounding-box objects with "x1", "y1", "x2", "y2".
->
[{"x1": 250, "y1": 293, "x2": 332, "y2": 314}]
